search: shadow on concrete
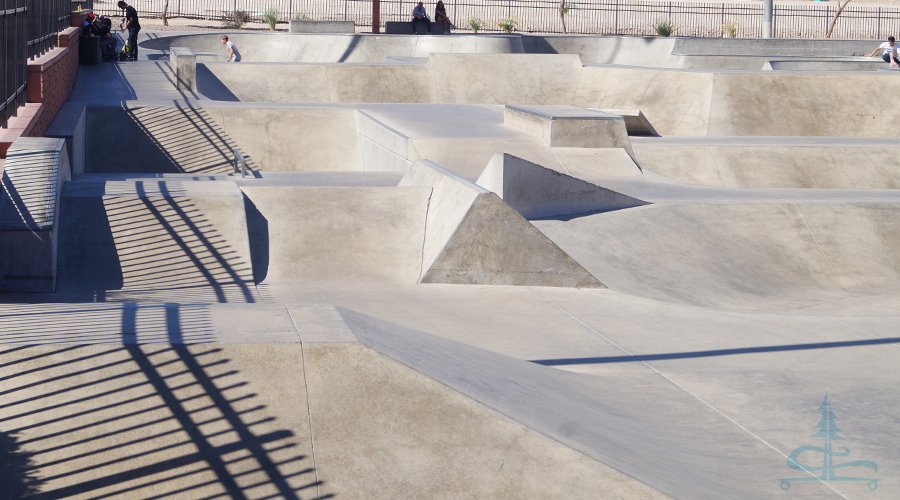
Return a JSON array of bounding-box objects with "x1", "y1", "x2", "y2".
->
[
  {"x1": 86, "y1": 105, "x2": 255, "y2": 174},
  {"x1": 531, "y1": 336, "x2": 900, "y2": 366},
  {"x1": 0, "y1": 425, "x2": 45, "y2": 499},
  {"x1": 0, "y1": 306, "x2": 328, "y2": 499},
  {"x1": 57, "y1": 183, "x2": 257, "y2": 303},
  {"x1": 196, "y1": 64, "x2": 241, "y2": 101},
  {"x1": 243, "y1": 193, "x2": 269, "y2": 284}
]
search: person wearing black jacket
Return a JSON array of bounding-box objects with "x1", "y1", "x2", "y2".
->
[
  {"x1": 95, "y1": 17, "x2": 117, "y2": 60},
  {"x1": 118, "y1": 1, "x2": 140, "y2": 60}
]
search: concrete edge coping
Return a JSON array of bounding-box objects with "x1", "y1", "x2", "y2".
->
[{"x1": 505, "y1": 104, "x2": 620, "y2": 121}]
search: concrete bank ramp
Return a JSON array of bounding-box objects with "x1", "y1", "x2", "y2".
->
[
  {"x1": 334, "y1": 307, "x2": 838, "y2": 500},
  {"x1": 87, "y1": 105, "x2": 365, "y2": 173},
  {"x1": 533, "y1": 202, "x2": 900, "y2": 310},
  {"x1": 241, "y1": 186, "x2": 431, "y2": 286},
  {"x1": 140, "y1": 32, "x2": 526, "y2": 63},
  {"x1": 631, "y1": 138, "x2": 900, "y2": 188},
  {"x1": 57, "y1": 179, "x2": 258, "y2": 302},
  {"x1": 197, "y1": 53, "x2": 583, "y2": 105},
  {"x1": 400, "y1": 160, "x2": 602, "y2": 287}
]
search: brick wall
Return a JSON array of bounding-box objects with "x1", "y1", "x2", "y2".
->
[{"x1": 27, "y1": 26, "x2": 81, "y2": 138}]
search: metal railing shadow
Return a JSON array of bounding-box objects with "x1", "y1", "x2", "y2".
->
[{"x1": 0, "y1": 303, "x2": 327, "y2": 499}]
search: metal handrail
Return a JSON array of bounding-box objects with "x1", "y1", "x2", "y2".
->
[{"x1": 233, "y1": 148, "x2": 246, "y2": 179}]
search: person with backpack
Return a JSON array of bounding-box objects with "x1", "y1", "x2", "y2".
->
[{"x1": 118, "y1": 1, "x2": 140, "y2": 61}]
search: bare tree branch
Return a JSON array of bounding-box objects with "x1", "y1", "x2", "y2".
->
[{"x1": 825, "y1": 0, "x2": 852, "y2": 38}]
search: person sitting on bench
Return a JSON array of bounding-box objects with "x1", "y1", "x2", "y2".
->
[
  {"x1": 412, "y1": 2, "x2": 431, "y2": 34},
  {"x1": 434, "y1": 1, "x2": 453, "y2": 34}
]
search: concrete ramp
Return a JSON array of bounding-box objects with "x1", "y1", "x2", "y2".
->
[
  {"x1": 336, "y1": 307, "x2": 827, "y2": 500},
  {"x1": 476, "y1": 153, "x2": 648, "y2": 218},
  {"x1": 532, "y1": 202, "x2": 900, "y2": 310},
  {"x1": 400, "y1": 160, "x2": 602, "y2": 287},
  {"x1": 57, "y1": 179, "x2": 258, "y2": 303},
  {"x1": 241, "y1": 186, "x2": 430, "y2": 285}
]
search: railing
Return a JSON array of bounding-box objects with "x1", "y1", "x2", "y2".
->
[
  {"x1": 88, "y1": 0, "x2": 900, "y2": 39},
  {"x1": 0, "y1": 0, "x2": 72, "y2": 128},
  {"x1": 233, "y1": 148, "x2": 247, "y2": 178}
]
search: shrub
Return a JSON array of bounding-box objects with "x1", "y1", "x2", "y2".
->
[
  {"x1": 498, "y1": 17, "x2": 518, "y2": 33},
  {"x1": 292, "y1": 12, "x2": 309, "y2": 21},
  {"x1": 722, "y1": 20, "x2": 738, "y2": 38},
  {"x1": 468, "y1": 17, "x2": 485, "y2": 33},
  {"x1": 652, "y1": 18, "x2": 676, "y2": 37},
  {"x1": 262, "y1": 9, "x2": 279, "y2": 31},
  {"x1": 222, "y1": 10, "x2": 250, "y2": 29}
]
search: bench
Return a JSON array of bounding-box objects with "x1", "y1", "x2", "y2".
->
[{"x1": 384, "y1": 21, "x2": 450, "y2": 35}]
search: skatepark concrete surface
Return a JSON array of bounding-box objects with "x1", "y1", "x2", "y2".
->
[{"x1": 1, "y1": 30, "x2": 898, "y2": 499}]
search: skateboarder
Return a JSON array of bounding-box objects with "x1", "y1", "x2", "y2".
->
[
  {"x1": 221, "y1": 36, "x2": 242, "y2": 62},
  {"x1": 118, "y1": 1, "x2": 141, "y2": 61},
  {"x1": 867, "y1": 36, "x2": 900, "y2": 66}
]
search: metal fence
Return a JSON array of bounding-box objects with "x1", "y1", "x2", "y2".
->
[
  {"x1": 86, "y1": 0, "x2": 900, "y2": 39},
  {"x1": 0, "y1": 0, "x2": 71, "y2": 128}
]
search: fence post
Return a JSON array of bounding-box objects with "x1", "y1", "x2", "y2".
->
[
  {"x1": 615, "y1": 0, "x2": 619, "y2": 35},
  {"x1": 878, "y1": 7, "x2": 881, "y2": 38},
  {"x1": 721, "y1": 3, "x2": 725, "y2": 38}
]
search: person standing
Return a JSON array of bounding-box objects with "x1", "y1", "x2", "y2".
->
[
  {"x1": 434, "y1": 1, "x2": 453, "y2": 34},
  {"x1": 867, "y1": 36, "x2": 900, "y2": 66},
  {"x1": 411, "y1": 2, "x2": 431, "y2": 34},
  {"x1": 221, "y1": 36, "x2": 241, "y2": 62},
  {"x1": 118, "y1": 1, "x2": 141, "y2": 61}
]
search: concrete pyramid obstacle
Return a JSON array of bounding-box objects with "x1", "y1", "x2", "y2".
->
[
  {"x1": 476, "y1": 153, "x2": 649, "y2": 219},
  {"x1": 399, "y1": 160, "x2": 602, "y2": 288}
]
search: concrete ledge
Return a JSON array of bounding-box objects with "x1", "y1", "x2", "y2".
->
[
  {"x1": 597, "y1": 108, "x2": 658, "y2": 136},
  {"x1": 170, "y1": 47, "x2": 197, "y2": 91},
  {"x1": 504, "y1": 105, "x2": 633, "y2": 155},
  {"x1": 0, "y1": 137, "x2": 70, "y2": 292},
  {"x1": 290, "y1": 20, "x2": 355, "y2": 33},
  {"x1": 385, "y1": 21, "x2": 438, "y2": 34},
  {"x1": 45, "y1": 102, "x2": 87, "y2": 176}
]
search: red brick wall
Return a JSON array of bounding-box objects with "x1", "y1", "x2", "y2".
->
[{"x1": 27, "y1": 26, "x2": 81, "y2": 137}]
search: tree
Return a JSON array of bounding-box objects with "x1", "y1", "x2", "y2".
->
[
  {"x1": 162, "y1": 0, "x2": 169, "y2": 26},
  {"x1": 559, "y1": 1, "x2": 574, "y2": 35},
  {"x1": 825, "y1": 0, "x2": 852, "y2": 38}
]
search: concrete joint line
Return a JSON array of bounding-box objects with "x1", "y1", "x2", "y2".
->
[
  {"x1": 829, "y1": 317, "x2": 900, "y2": 352},
  {"x1": 285, "y1": 306, "x2": 321, "y2": 500},
  {"x1": 708, "y1": 146, "x2": 727, "y2": 187},
  {"x1": 763, "y1": 190, "x2": 897, "y2": 316},
  {"x1": 527, "y1": 287, "x2": 850, "y2": 499},
  {"x1": 549, "y1": 148, "x2": 571, "y2": 176},
  {"x1": 417, "y1": 189, "x2": 434, "y2": 283}
]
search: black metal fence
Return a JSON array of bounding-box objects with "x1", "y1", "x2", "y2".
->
[
  {"x1": 0, "y1": 0, "x2": 71, "y2": 128},
  {"x1": 85, "y1": 0, "x2": 900, "y2": 39}
]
